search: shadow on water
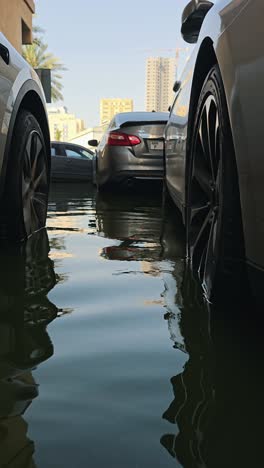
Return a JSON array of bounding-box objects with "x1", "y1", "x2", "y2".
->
[
  {"x1": 94, "y1": 186, "x2": 264, "y2": 468},
  {"x1": 0, "y1": 230, "x2": 60, "y2": 467}
]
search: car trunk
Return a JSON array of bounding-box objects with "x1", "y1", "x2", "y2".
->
[{"x1": 119, "y1": 121, "x2": 166, "y2": 159}]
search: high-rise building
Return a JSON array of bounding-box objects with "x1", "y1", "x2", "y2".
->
[
  {"x1": 48, "y1": 106, "x2": 85, "y2": 142},
  {"x1": 100, "y1": 99, "x2": 134, "y2": 125},
  {"x1": 145, "y1": 57, "x2": 176, "y2": 112}
]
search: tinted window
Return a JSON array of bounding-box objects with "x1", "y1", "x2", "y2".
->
[
  {"x1": 79, "y1": 149, "x2": 93, "y2": 159},
  {"x1": 65, "y1": 148, "x2": 83, "y2": 158},
  {"x1": 51, "y1": 145, "x2": 62, "y2": 156},
  {"x1": 65, "y1": 146, "x2": 93, "y2": 159}
]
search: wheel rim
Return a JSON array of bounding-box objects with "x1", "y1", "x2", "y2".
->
[
  {"x1": 22, "y1": 130, "x2": 48, "y2": 237},
  {"x1": 188, "y1": 94, "x2": 221, "y2": 296}
]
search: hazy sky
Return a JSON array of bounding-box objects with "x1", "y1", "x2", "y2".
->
[{"x1": 35, "y1": 0, "x2": 189, "y2": 127}]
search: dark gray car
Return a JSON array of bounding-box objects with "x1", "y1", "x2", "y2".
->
[
  {"x1": 89, "y1": 112, "x2": 168, "y2": 190},
  {"x1": 51, "y1": 142, "x2": 94, "y2": 182}
]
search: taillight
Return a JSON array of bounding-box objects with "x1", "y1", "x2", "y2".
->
[{"x1": 107, "y1": 132, "x2": 141, "y2": 147}]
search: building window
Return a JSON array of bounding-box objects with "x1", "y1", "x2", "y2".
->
[{"x1": 22, "y1": 20, "x2": 31, "y2": 45}]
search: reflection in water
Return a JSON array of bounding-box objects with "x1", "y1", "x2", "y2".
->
[
  {"x1": 0, "y1": 230, "x2": 59, "y2": 467},
  {"x1": 161, "y1": 272, "x2": 214, "y2": 467},
  {"x1": 95, "y1": 189, "x2": 264, "y2": 468},
  {"x1": 48, "y1": 183, "x2": 96, "y2": 236},
  {"x1": 96, "y1": 190, "x2": 164, "y2": 263},
  {"x1": 162, "y1": 276, "x2": 264, "y2": 468}
]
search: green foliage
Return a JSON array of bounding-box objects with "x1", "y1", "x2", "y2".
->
[
  {"x1": 54, "y1": 128, "x2": 62, "y2": 141},
  {"x1": 23, "y1": 26, "x2": 66, "y2": 102}
]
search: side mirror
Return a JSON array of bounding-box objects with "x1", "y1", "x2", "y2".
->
[
  {"x1": 168, "y1": 106, "x2": 171, "y2": 112},
  {"x1": 88, "y1": 139, "x2": 99, "y2": 147},
  {"x1": 181, "y1": 0, "x2": 213, "y2": 44},
  {"x1": 173, "y1": 81, "x2": 181, "y2": 93},
  {"x1": 35, "y1": 68, "x2": 52, "y2": 103}
]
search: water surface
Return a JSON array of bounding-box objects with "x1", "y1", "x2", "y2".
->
[{"x1": 0, "y1": 183, "x2": 263, "y2": 468}]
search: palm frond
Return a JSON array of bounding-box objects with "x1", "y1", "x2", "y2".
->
[{"x1": 22, "y1": 25, "x2": 66, "y2": 102}]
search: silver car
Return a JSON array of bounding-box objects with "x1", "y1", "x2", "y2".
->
[
  {"x1": 164, "y1": 0, "x2": 264, "y2": 301},
  {"x1": 89, "y1": 112, "x2": 168, "y2": 190},
  {"x1": 0, "y1": 33, "x2": 50, "y2": 241}
]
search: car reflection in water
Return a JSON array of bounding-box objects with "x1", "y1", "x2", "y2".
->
[
  {"x1": 95, "y1": 184, "x2": 180, "y2": 265},
  {"x1": 0, "y1": 230, "x2": 59, "y2": 467},
  {"x1": 95, "y1": 190, "x2": 264, "y2": 468},
  {"x1": 161, "y1": 271, "x2": 264, "y2": 468}
]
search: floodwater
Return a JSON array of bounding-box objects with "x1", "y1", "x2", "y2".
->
[{"x1": 0, "y1": 182, "x2": 263, "y2": 468}]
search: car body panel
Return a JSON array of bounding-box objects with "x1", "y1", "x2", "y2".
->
[
  {"x1": 97, "y1": 112, "x2": 168, "y2": 186},
  {"x1": 0, "y1": 33, "x2": 48, "y2": 196},
  {"x1": 165, "y1": 0, "x2": 264, "y2": 269},
  {"x1": 51, "y1": 142, "x2": 94, "y2": 181}
]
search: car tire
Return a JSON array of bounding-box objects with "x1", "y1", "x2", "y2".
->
[
  {"x1": 4, "y1": 110, "x2": 49, "y2": 241},
  {"x1": 186, "y1": 65, "x2": 245, "y2": 299}
]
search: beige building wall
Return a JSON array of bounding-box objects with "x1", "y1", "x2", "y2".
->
[
  {"x1": 48, "y1": 107, "x2": 85, "y2": 142},
  {"x1": 146, "y1": 57, "x2": 176, "y2": 112},
  {"x1": 100, "y1": 98, "x2": 134, "y2": 125},
  {"x1": 70, "y1": 126, "x2": 105, "y2": 148},
  {"x1": 0, "y1": 0, "x2": 35, "y2": 52}
]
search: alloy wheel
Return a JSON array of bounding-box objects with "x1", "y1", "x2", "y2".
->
[
  {"x1": 22, "y1": 130, "x2": 48, "y2": 237},
  {"x1": 188, "y1": 94, "x2": 221, "y2": 296}
]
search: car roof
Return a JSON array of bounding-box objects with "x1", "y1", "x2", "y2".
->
[
  {"x1": 114, "y1": 111, "x2": 169, "y2": 127},
  {"x1": 51, "y1": 141, "x2": 78, "y2": 146},
  {"x1": 51, "y1": 141, "x2": 93, "y2": 151}
]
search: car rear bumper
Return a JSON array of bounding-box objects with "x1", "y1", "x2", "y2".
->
[
  {"x1": 99, "y1": 169, "x2": 164, "y2": 185},
  {"x1": 97, "y1": 148, "x2": 164, "y2": 186}
]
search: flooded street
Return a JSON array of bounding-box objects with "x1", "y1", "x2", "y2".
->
[{"x1": 1, "y1": 183, "x2": 263, "y2": 468}]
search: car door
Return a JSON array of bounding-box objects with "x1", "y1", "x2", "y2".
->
[
  {"x1": 221, "y1": 0, "x2": 264, "y2": 269},
  {"x1": 51, "y1": 144, "x2": 68, "y2": 180},
  {"x1": 165, "y1": 80, "x2": 190, "y2": 211},
  {"x1": 64, "y1": 145, "x2": 93, "y2": 181}
]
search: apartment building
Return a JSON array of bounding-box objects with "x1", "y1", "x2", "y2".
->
[
  {"x1": 146, "y1": 57, "x2": 176, "y2": 112},
  {"x1": 48, "y1": 107, "x2": 85, "y2": 142},
  {"x1": 0, "y1": 0, "x2": 35, "y2": 52},
  {"x1": 100, "y1": 98, "x2": 134, "y2": 125}
]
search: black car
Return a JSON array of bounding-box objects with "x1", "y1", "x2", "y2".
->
[{"x1": 51, "y1": 142, "x2": 94, "y2": 182}]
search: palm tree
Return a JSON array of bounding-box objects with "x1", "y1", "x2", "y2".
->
[
  {"x1": 54, "y1": 128, "x2": 62, "y2": 141},
  {"x1": 23, "y1": 27, "x2": 66, "y2": 102}
]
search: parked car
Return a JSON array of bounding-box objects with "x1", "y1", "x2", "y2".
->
[
  {"x1": 164, "y1": 0, "x2": 264, "y2": 300},
  {"x1": 89, "y1": 112, "x2": 169, "y2": 190},
  {"x1": 51, "y1": 142, "x2": 94, "y2": 182},
  {"x1": 0, "y1": 33, "x2": 50, "y2": 241}
]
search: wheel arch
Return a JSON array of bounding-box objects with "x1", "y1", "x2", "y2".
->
[
  {"x1": 189, "y1": 38, "x2": 218, "y2": 118},
  {"x1": 185, "y1": 38, "x2": 217, "y2": 188},
  {"x1": 0, "y1": 80, "x2": 50, "y2": 198}
]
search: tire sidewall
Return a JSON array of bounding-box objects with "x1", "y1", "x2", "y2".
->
[
  {"x1": 186, "y1": 65, "x2": 240, "y2": 292},
  {"x1": 5, "y1": 110, "x2": 49, "y2": 241}
]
